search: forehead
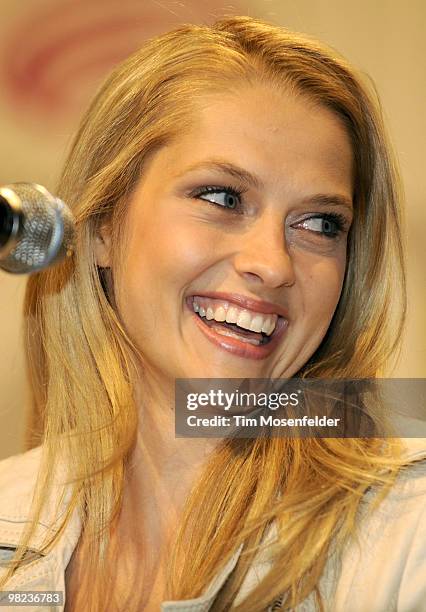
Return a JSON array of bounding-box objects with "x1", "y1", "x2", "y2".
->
[{"x1": 144, "y1": 84, "x2": 354, "y2": 198}]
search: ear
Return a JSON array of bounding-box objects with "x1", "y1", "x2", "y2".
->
[{"x1": 94, "y1": 220, "x2": 113, "y2": 268}]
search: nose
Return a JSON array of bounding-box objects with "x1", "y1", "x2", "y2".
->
[{"x1": 233, "y1": 213, "x2": 296, "y2": 289}]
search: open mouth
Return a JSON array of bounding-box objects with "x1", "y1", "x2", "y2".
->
[
  {"x1": 196, "y1": 314, "x2": 273, "y2": 346},
  {"x1": 185, "y1": 295, "x2": 287, "y2": 356}
]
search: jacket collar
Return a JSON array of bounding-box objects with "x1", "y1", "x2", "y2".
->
[
  {"x1": 0, "y1": 445, "x2": 81, "y2": 553},
  {"x1": 0, "y1": 439, "x2": 425, "y2": 552}
]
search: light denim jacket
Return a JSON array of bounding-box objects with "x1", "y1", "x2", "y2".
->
[{"x1": 0, "y1": 441, "x2": 426, "y2": 612}]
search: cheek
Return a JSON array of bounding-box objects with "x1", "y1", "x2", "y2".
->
[
  {"x1": 144, "y1": 221, "x2": 219, "y2": 288},
  {"x1": 298, "y1": 254, "x2": 347, "y2": 326},
  {"x1": 114, "y1": 212, "x2": 220, "y2": 321}
]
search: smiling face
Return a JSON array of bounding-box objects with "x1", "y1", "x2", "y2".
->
[{"x1": 97, "y1": 84, "x2": 354, "y2": 388}]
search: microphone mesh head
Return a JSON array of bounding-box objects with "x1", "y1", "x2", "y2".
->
[{"x1": 0, "y1": 183, "x2": 74, "y2": 274}]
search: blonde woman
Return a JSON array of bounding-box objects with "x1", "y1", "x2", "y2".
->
[{"x1": 0, "y1": 15, "x2": 425, "y2": 612}]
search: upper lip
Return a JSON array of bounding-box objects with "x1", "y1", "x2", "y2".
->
[{"x1": 189, "y1": 291, "x2": 289, "y2": 319}]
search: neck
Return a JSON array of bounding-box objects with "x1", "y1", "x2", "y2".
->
[{"x1": 119, "y1": 371, "x2": 221, "y2": 547}]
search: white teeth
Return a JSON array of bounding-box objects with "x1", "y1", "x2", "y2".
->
[
  {"x1": 249, "y1": 315, "x2": 264, "y2": 333},
  {"x1": 268, "y1": 319, "x2": 277, "y2": 335},
  {"x1": 262, "y1": 317, "x2": 276, "y2": 336},
  {"x1": 213, "y1": 306, "x2": 226, "y2": 322},
  {"x1": 261, "y1": 317, "x2": 271, "y2": 334},
  {"x1": 191, "y1": 297, "x2": 279, "y2": 337},
  {"x1": 236, "y1": 311, "x2": 252, "y2": 331},
  {"x1": 225, "y1": 307, "x2": 239, "y2": 324}
]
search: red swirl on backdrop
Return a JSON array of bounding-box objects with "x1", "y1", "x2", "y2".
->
[{"x1": 1, "y1": 0, "x2": 236, "y2": 124}]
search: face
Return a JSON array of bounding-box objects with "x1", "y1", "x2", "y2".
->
[{"x1": 97, "y1": 85, "x2": 354, "y2": 389}]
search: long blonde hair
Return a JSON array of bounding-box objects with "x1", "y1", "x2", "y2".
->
[{"x1": 3, "y1": 16, "x2": 409, "y2": 611}]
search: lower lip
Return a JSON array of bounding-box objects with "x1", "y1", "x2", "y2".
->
[{"x1": 185, "y1": 298, "x2": 288, "y2": 360}]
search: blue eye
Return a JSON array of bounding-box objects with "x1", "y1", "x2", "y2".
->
[
  {"x1": 193, "y1": 185, "x2": 243, "y2": 210},
  {"x1": 298, "y1": 214, "x2": 346, "y2": 238}
]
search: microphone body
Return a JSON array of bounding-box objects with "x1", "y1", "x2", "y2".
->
[{"x1": 0, "y1": 183, "x2": 74, "y2": 274}]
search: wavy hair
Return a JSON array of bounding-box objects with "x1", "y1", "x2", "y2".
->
[{"x1": 2, "y1": 16, "x2": 408, "y2": 611}]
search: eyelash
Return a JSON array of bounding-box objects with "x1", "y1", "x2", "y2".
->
[
  {"x1": 191, "y1": 184, "x2": 246, "y2": 213},
  {"x1": 297, "y1": 212, "x2": 348, "y2": 238},
  {"x1": 191, "y1": 185, "x2": 348, "y2": 238}
]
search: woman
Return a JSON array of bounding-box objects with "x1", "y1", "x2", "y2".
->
[{"x1": 0, "y1": 15, "x2": 425, "y2": 612}]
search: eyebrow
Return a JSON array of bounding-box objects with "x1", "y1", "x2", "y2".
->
[
  {"x1": 176, "y1": 158, "x2": 353, "y2": 211},
  {"x1": 175, "y1": 158, "x2": 263, "y2": 190},
  {"x1": 299, "y1": 193, "x2": 353, "y2": 212}
]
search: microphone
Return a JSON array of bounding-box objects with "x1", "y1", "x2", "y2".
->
[{"x1": 0, "y1": 183, "x2": 75, "y2": 274}]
